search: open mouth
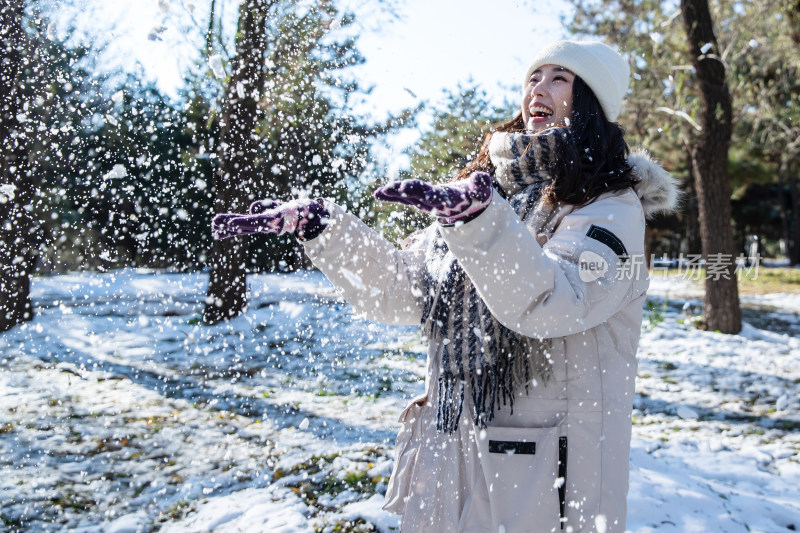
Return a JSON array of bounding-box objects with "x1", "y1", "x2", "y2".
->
[{"x1": 529, "y1": 104, "x2": 554, "y2": 118}]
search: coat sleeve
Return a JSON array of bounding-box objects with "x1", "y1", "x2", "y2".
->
[
  {"x1": 439, "y1": 190, "x2": 648, "y2": 339},
  {"x1": 302, "y1": 201, "x2": 427, "y2": 326}
]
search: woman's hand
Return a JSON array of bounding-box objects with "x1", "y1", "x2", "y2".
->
[
  {"x1": 374, "y1": 171, "x2": 493, "y2": 225},
  {"x1": 212, "y1": 198, "x2": 329, "y2": 241}
]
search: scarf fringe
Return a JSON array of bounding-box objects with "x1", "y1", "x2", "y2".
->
[
  {"x1": 432, "y1": 316, "x2": 554, "y2": 433},
  {"x1": 436, "y1": 376, "x2": 465, "y2": 433}
]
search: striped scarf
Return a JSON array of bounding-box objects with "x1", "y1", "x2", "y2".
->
[{"x1": 421, "y1": 128, "x2": 574, "y2": 433}]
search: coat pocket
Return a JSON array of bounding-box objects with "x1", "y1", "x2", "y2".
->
[
  {"x1": 475, "y1": 425, "x2": 567, "y2": 533},
  {"x1": 383, "y1": 397, "x2": 426, "y2": 514}
]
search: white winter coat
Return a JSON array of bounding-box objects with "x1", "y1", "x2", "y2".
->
[{"x1": 303, "y1": 151, "x2": 678, "y2": 533}]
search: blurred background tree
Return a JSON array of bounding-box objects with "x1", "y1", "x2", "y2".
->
[{"x1": 679, "y1": 0, "x2": 740, "y2": 333}]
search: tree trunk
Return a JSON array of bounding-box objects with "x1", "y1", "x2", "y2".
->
[
  {"x1": 683, "y1": 146, "x2": 702, "y2": 255},
  {"x1": 204, "y1": 0, "x2": 272, "y2": 324},
  {"x1": 0, "y1": 0, "x2": 35, "y2": 332},
  {"x1": 681, "y1": 0, "x2": 741, "y2": 333},
  {"x1": 790, "y1": 174, "x2": 800, "y2": 265},
  {"x1": 776, "y1": 165, "x2": 791, "y2": 260}
]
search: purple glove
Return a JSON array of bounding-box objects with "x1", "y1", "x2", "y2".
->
[
  {"x1": 248, "y1": 199, "x2": 281, "y2": 214},
  {"x1": 212, "y1": 199, "x2": 329, "y2": 241},
  {"x1": 374, "y1": 171, "x2": 493, "y2": 225}
]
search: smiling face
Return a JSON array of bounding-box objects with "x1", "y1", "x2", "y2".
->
[{"x1": 522, "y1": 65, "x2": 575, "y2": 132}]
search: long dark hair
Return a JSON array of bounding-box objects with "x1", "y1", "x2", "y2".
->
[{"x1": 453, "y1": 76, "x2": 636, "y2": 206}]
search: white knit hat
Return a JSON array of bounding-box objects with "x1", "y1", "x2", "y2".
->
[{"x1": 523, "y1": 40, "x2": 630, "y2": 122}]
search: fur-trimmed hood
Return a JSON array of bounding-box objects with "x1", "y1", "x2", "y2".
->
[{"x1": 628, "y1": 148, "x2": 681, "y2": 219}]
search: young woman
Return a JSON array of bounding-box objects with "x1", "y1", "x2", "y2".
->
[{"x1": 213, "y1": 40, "x2": 679, "y2": 533}]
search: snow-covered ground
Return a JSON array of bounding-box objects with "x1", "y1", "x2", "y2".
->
[{"x1": 1, "y1": 269, "x2": 798, "y2": 532}]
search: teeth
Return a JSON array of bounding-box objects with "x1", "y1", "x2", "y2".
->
[{"x1": 529, "y1": 105, "x2": 553, "y2": 117}]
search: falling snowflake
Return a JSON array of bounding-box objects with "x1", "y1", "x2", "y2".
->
[
  {"x1": 103, "y1": 164, "x2": 128, "y2": 180},
  {"x1": 0, "y1": 184, "x2": 16, "y2": 202},
  {"x1": 209, "y1": 54, "x2": 226, "y2": 79}
]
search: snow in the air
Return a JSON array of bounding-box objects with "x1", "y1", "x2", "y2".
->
[{"x1": 1, "y1": 270, "x2": 798, "y2": 532}]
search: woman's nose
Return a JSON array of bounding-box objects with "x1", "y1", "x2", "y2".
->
[{"x1": 532, "y1": 79, "x2": 547, "y2": 97}]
